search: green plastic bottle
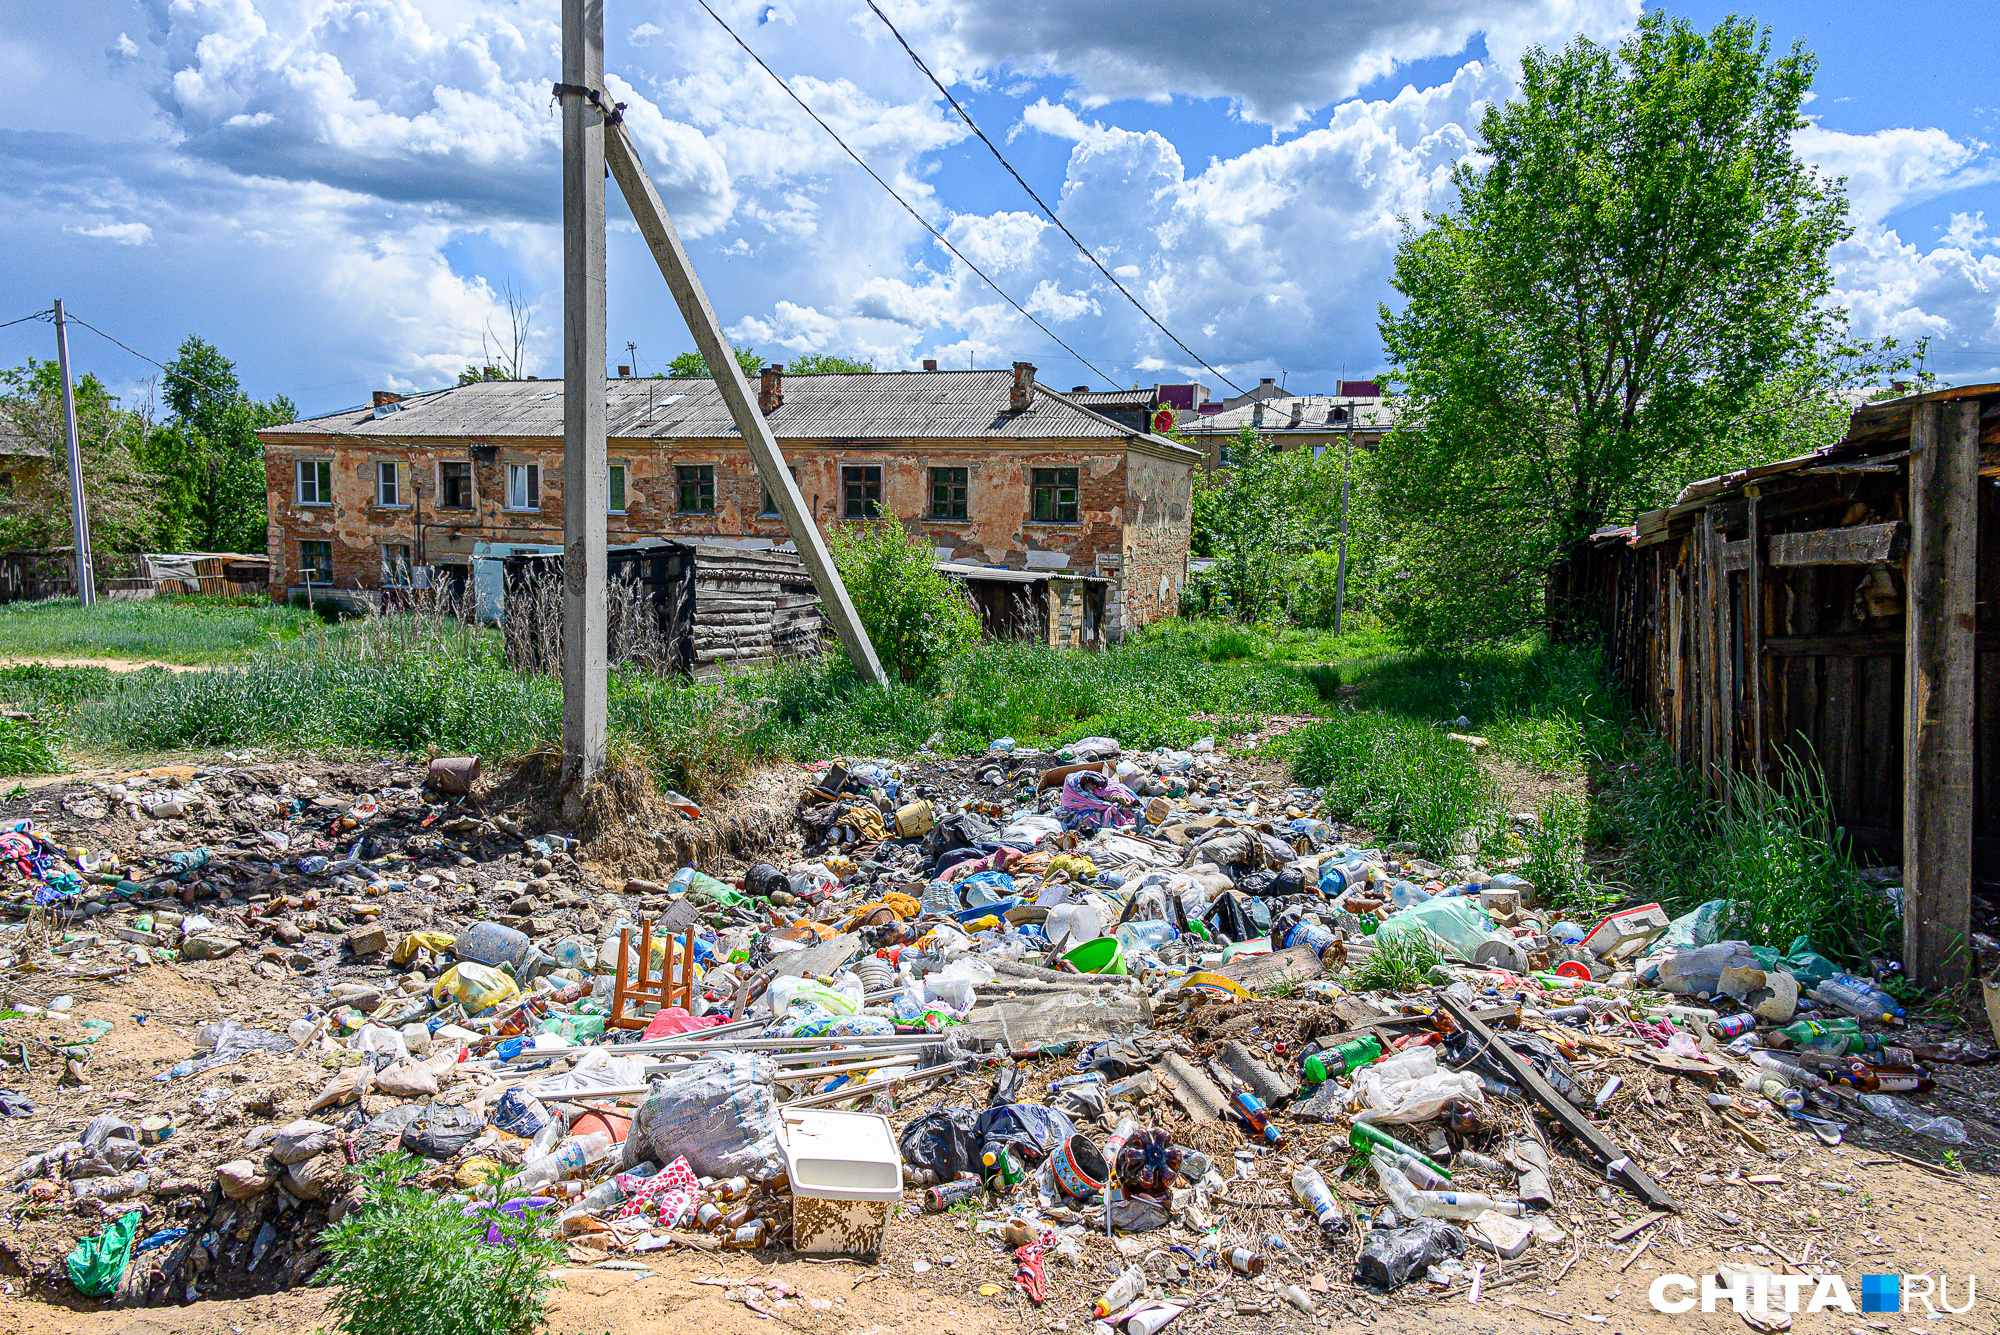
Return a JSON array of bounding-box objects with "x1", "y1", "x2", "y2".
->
[{"x1": 1300, "y1": 1034, "x2": 1383, "y2": 1086}]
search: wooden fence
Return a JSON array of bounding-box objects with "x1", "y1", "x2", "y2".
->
[{"x1": 1548, "y1": 385, "x2": 1999, "y2": 988}]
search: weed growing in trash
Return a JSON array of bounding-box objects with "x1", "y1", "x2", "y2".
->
[
  {"x1": 1522, "y1": 791, "x2": 1606, "y2": 917},
  {"x1": 1290, "y1": 711, "x2": 1501, "y2": 859},
  {"x1": 1347, "y1": 927, "x2": 1445, "y2": 991},
  {"x1": 0, "y1": 717, "x2": 61, "y2": 776},
  {"x1": 0, "y1": 594, "x2": 322, "y2": 664},
  {"x1": 319, "y1": 1151, "x2": 562, "y2": 1335}
]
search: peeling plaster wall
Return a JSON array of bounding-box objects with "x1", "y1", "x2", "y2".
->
[{"x1": 263, "y1": 434, "x2": 1190, "y2": 635}]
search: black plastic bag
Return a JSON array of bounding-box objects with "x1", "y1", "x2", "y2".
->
[
  {"x1": 1354, "y1": 1218, "x2": 1465, "y2": 1290},
  {"x1": 925, "y1": 812, "x2": 999, "y2": 863},
  {"x1": 899, "y1": 1107, "x2": 982, "y2": 1182},
  {"x1": 402, "y1": 1102, "x2": 483, "y2": 1160},
  {"x1": 974, "y1": 1102, "x2": 1076, "y2": 1165},
  {"x1": 1205, "y1": 890, "x2": 1260, "y2": 943}
]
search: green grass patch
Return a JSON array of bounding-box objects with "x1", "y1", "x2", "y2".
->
[
  {"x1": 1292, "y1": 711, "x2": 1501, "y2": 859},
  {"x1": 0, "y1": 596, "x2": 322, "y2": 665}
]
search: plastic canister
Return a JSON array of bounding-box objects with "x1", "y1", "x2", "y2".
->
[
  {"x1": 894, "y1": 800, "x2": 935, "y2": 839},
  {"x1": 1317, "y1": 854, "x2": 1374, "y2": 897},
  {"x1": 455, "y1": 921, "x2": 532, "y2": 970},
  {"x1": 1043, "y1": 903, "x2": 1103, "y2": 949},
  {"x1": 1115, "y1": 919, "x2": 1178, "y2": 953}
]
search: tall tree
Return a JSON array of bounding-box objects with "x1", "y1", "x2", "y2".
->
[
  {"x1": 1191, "y1": 425, "x2": 1338, "y2": 620},
  {"x1": 666, "y1": 345, "x2": 764, "y2": 378},
  {"x1": 1376, "y1": 14, "x2": 1863, "y2": 646},
  {"x1": 786, "y1": 353, "x2": 875, "y2": 374},
  {"x1": 141, "y1": 336, "x2": 295, "y2": 553},
  {"x1": 0, "y1": 361, "x2": 164, "y2": 553}
]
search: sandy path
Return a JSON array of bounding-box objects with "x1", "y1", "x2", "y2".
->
[{"x1": 0, "y1": 655, "x2": 205, "y2": 673}]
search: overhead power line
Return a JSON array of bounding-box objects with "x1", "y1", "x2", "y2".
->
[
  {"x1": 862, "y1": 0, "x2": 1244, "y2": 396},
  {"x1": 59, "y1": 310, "x2": 259, "y2": 405},
  {"x1": 688, "y1": 0, "x2": 1114, "y2": 384},
  {"x1": 0, "y1": 309, "x2": 54, "y2": 332}
]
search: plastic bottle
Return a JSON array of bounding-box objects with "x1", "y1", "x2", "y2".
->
[
  {"x1": 1348, "y1": 1122, "x2": 1451, "y2": 1181},
  {"x1": 1370, "y1": 1149, "x2": 1523, "y2": 1220},
  {"x1": 1856, "y1": 1092, "x2": 1967, "y2": 1143},
  {"x1": 1809, "y1": 978, "x2": 1905, "y2": 1023},
  {"x1": 1290, "y1": 1166, "x2": 1347, "y2": 1237},
  {"x1": 1095, "y1": 1265, "x2": 1147, "y2": 1318},
  {"x1": 508, "y1": 1131, "x2": 612, "y2": 1191},
  {"x1": 72, "y1": 1170, "x2": 151, "y2": 1202},
  {"x1": 1231, "y1": 1089, "x2": 1283, "y2": 1146},
  {"x1": 1827, "y1": 970, "x2": 1906, "y2": 1016},
  {"x1": 455, "y1": 921, "x2": 533, "y2": 970},
  {"x1": 1778, "y1": 1016, "x2": 1859, "y2": 1048},
  {"x1": 1317, "y1": 854, "x2": 1375, "y2": 897},
  {"x1": 1749, "y1": 1050, "x2": 1828, "y2": 1093},
  {"x1": 1387, "y1": 879, "x2": 1432, "y2": 910},
  {"x1": 1301, "y1": 1034, "x2": 1382, "y2": 1086}
]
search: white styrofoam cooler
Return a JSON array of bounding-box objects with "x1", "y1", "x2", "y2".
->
[{"x1": 779, "y1": 1107, "x2": 903, "y2": 1254}]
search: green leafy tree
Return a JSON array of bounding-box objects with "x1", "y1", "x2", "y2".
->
[
  {"x1": 666, "y1": 345, "x2": 764, "y2": 378},
  {"x1": 1190, "y1": 425, "x2": 1339, "y2": 620},
  {"x1": 0, "y1": 360, "x2": 165, "y2": 553},
  {"x1": 458, "y1": 364, "x2": 511, "y2": 385},
  {"x1": 140, "y1": 336, "x2": 294, "y2": 553},
  {"x1": 1376, "y1": 14, "x2": 1866, "y2": 646},
  {"x1": 786, "y1": 353, "x2": 876, "y2": 374},
  {"x1": 827, "y1": 512, "x2": 980, "y2": 682}
]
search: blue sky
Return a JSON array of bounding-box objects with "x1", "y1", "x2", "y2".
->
[{"x1": 1, "y1": 0, "x2": 1995, "y2": 416}]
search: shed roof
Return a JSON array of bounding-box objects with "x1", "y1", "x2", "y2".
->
[{"x1": 261, "y1": 370, "x2": 1195, "y2": 457}]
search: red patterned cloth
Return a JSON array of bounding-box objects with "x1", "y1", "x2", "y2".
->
[{"x1": 614, "y1": 1154, "x2": 699, "y2": 1227}]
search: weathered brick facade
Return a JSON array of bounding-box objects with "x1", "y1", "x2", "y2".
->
[{"x1": 259, "y1": 370, "x2": 1197, "y2": 641}]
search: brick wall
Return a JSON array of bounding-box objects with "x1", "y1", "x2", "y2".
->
[
  {"x1": 261, "y1": 435, "x2": 1157, "y2": 597},
  {"x1": 1120, "y1": 447, "x2": 1192, "y2": 631}
]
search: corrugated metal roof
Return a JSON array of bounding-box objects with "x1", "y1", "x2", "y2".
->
[
  {"x1": 1064, "y1": 389, "x2": 1156, "y2": 408},
  {"x1": 1180, "y1": 394, "x2": 1397, "y2": 435},
  {"x1": 262, "y1": 370, "x2": 1158, "y2": 444}
]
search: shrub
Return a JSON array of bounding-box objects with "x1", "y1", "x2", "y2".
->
[
  {"x1": 319, "y1": 1152, "x2": 562, "y2": 1335},
  {"x1": 827, "y1": 515, "x2": 981, "y2": 682},
  {"x1": 1291, "y1": 711, "x2": 1499, "y2": 858}
]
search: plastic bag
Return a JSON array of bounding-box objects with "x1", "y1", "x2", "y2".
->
[
  {"x1": 1857, "y1": 1093, "x2": 1968, "y2": 1143},
  {"x1": 402, "y1": 1102, "x2": 483, "y2": 1159},
  {"x1": 491, "y1": 1087, "x2": 554, "y2": 1139},
  {"x1": 1354, "y1": 1218, "x2": 1465, "y2": 1290},
  {"x1": 1642, "y1": 899, "x2": 1733, "y2": 958},
  {"x1": 974, "y1": 1103, "x2": 1075, "y2": 1165},
  {"x1": 899, "y1": 1107, "x2": 981, "y2": 1183},
  {"x1": 67, "y1": 1209, "x2": 141, "y2": 1297},
  {"x1": 1351, "y1": 1048, "x2": 1486, "y2": 1126},
  {"x1": 622, "y1": 1052, "x2": 784, "y2": 1180}
]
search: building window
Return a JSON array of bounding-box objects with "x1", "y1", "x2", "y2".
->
[
  {"x1": 296, "y1": 459, "x2": 332, "y2": 505},
  {"x1": 1031, "y1": 467, "x2": 1079, "y2": 523},
  {"x1": 842, "y1": 465, "x2": 881, "y2": 519},
  {"x1": 375, "y1": 461, "x2": 405, "y2": 507},
  {"x1": 438, "y1": 460, "x2": 473, "y2": 509},
  {"x1": 929, "y1": 467, "x2": 968, "y2": 520},
  {"x1": 760, "y1": 466, "x2": 799, "y2": 517},
  {"x1": 676, "y1": 464, "x2": 715, "y2": 514},
  {"x1": 381, "y1": 543, "x2": 412, "y2": 587},
  {"x1": 505, "y1": 463, "x2": 540, "y2": 511},
  {"x1": 299, "y1": 540, "x2": 333, "y2": 584},
  {"x1": 608, "y1": 463, "x2": 627, "y2": 515}
]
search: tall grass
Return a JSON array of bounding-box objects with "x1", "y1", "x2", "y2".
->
[
  {"x1": 0, "y1": 595, "x2": 321, "y2": 664},
  {"x1": 1291, "y1": 711, "x2": 1501, "y2": 858}
]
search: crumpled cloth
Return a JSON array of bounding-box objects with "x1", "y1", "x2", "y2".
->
[
  {"x1": 833, "y1": 804, "x2": 888, "y2": 842},
  {"x1": 838, "y1": 891, "x2": 921, "y2": 932},
  {"x1": 616, "y1": 1154, "x2": 699, "y2": 1227},
  {"x1": 1059, "y1": 771, "x2": 1137, "y2": 831}
]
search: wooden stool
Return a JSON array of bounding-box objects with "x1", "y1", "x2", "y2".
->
[{"x1": 608, "y1": 910, "x2": 698, "y2": 1030}]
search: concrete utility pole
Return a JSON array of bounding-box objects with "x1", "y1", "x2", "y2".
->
[
  {"x1": 557, "y1": 0, "x2": 609, "y2": 785},
  {"x1": 603, "y1": 120, "x2": 888, "y2": 686},
  {"x1": 51, "y1": 300, "x2": 95, "y2": 606}
]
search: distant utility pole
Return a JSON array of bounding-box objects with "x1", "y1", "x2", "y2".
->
[
  {"x1": 557, "y1": 0, "x2": 608, "y2": 787},
  {"x1": 1333, "y1": 411, "x2": 1352, "y2": 635},
  {"x1": 51, "y1": 300, "x2": 94, "y2": 606}
]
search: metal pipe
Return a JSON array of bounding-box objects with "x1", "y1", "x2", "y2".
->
[{"x1": 780, "y1": 1060, "x2": 974, "y2": 1110}]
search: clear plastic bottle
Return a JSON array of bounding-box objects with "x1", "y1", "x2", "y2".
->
[
  {"x1": 1290, "y1": 1166, "x2": 1347, "y2": 1236},
  {"x1": 1371, "y1": 1149, "x2": 1524, "y2": 1220},
  {"x1": 1810, "y1": 978, "x2": 1904, "y2": 1022},
  {"x1": 508, "y1": 1130, "x2": 612, "y2": 1192}
]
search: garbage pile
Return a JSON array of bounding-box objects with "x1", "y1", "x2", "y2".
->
[{"x1": 0, "y1": 739, "x2": 1995, "y2": 1324}]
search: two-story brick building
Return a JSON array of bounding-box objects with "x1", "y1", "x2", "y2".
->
[{"x1": 256, "y1": 362, "x2": 1198, "y2": 641}]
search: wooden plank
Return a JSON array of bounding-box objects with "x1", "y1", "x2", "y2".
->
[
  {"x1": 1767, "y1": 521, "x2": 1909, "y2": 567},
  {"x1": 1861, "y1": 655, "x2": 1900, "y2": 841},
  {"x1": 1721, "y1": 538, "x2": 1751, "y2": 573},
  {"x1": 1746, "y1": 490, "x2": 1766, "y2": 788},
  {"x1": 1903, "y1": 399, "x2": 1979, "y2": 987},
  {"x1": 1763, "y1": 631, "x2": 1904, "y2": 657},
  {"x1": 1440, "y1": 997, "x2": 1678, "y2": 1213}
]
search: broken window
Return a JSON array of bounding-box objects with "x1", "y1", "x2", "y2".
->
[
  {"x1": 381, "y1": 543, "x2": 412, "y2": 587},
  {"x1": 677, "y1": 464, "x2": 715, "y2": 514},
  {"x1": 608, "y1": 463, "x2": 627, "y2": 514},
  {"x1": 760, "y1": 466, "x2": 798, "y2": 517},
  {"x1": 1031, "y1": 467, "x2": 1079, "y2": 523},
  {"x1": 438, "y1": 461, "x2": 473, "y2": 509},
  {"x1": 299, "y1": 540, "x2": 333, "y2": 584},
  {"x1": 296, "y1": 459, "x2": 332, "y2": 505},
  {"x1": 505, "y1": 463, "x2": 540, "y2": 510},
  {"x1": 929, "y1": 467, "x2": 968, "y2": 520},
  {"x1": 842, "y1": 465, "x2": 881, "y2": 519},
  {"x1": 375, "y1": 461, "x2": 404, "y2": 507}
]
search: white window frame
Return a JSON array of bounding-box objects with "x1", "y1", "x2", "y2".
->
[
  {"x1": 381, "y1": 543, "x2": 413, "y2": 587},
  {"x1": 296, "y1": 458, "x2": 332, "y2": 506},
  {"x1": 504, "y1": 462, "x2": 541, "y2": 512},
  {"x1": 298, "y1": 539, "x2": 334, "y2": 583},
  {"x1": 608, "y1": 462, "x2": 628, "y2": 515},
  {"x1": 374, "y1": 461, "x2": 407, "y2": 508}
]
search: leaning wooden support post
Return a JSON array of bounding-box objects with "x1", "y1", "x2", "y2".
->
[
  {"x1": 602, "y1": 121, "x2": 888, "y2": 687},
  {"x1": 1902, "y1": 398, "x2": 1978, "y2": 989},
  {"x1": 556, "y1": 0, "x2": 609, "y2": 786}
]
